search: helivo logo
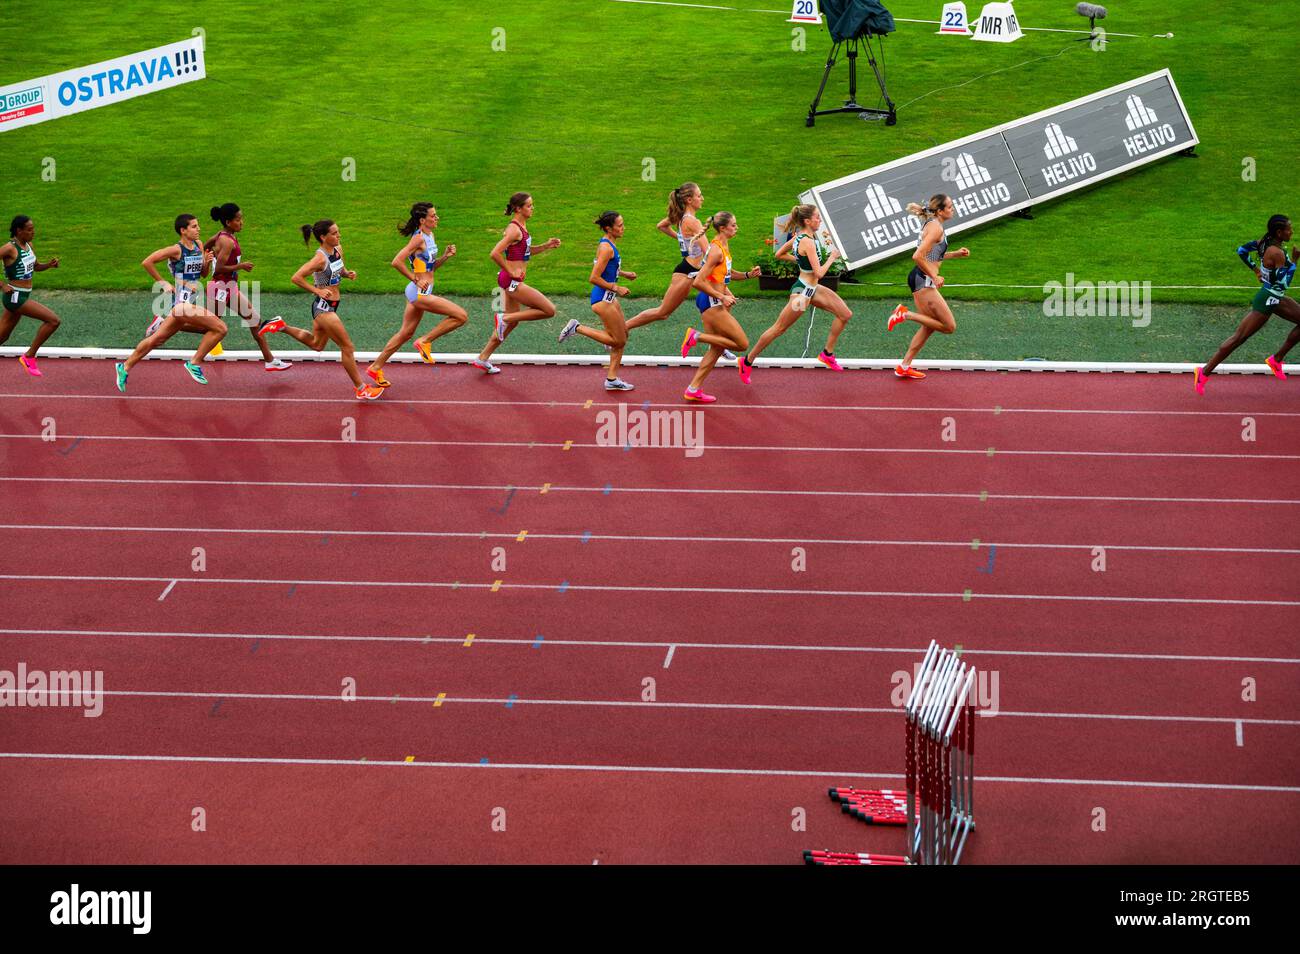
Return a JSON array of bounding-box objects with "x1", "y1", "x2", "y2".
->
[
  {"x1": 1040, "y1": 122, "x2": 1097, "y2": 187},
  {"x1": 946, "y1": 152, "x2": 1014, "y2": 217},
  {"x1": 949, "y1": 152, "x2": 990, "y2": 191},
  {"x1": 858, "y1": 183, "x2": 919, "y2": 251},
  {"x1": 1121, "y1": 93, "x2": 1179, "y2": 157}
]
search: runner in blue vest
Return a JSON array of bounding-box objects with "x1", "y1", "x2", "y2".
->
[{"x1": 558, "y1": 211, "x2": 638, "y2": 391}]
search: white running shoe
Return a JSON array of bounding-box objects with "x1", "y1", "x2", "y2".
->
[
  {"x1": 558, "y1": 318, "x2": 580, "y2": 343},
  {"x1": 264, "y1": 358, "x2": 291, "y2": 372},
  {"x1": 474, "y1": 358, "x2": 501, "y2": 375},
  {"x1": 493, "y1": 312, "x2": 509, "y2": 341},
  {"x1": 146, "y1": 315, "x2": 164, "y2": 337},
  {"x1": 722, "y1": 349, "x2": 737, "y2": 362},
  {"x1": 604, "y1": 378, "x2": 635, "y2": 391}
]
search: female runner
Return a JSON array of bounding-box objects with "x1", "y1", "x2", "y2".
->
[
  {"x1": 365, "y1": 201, "x2": 468, "y2": 387},
  {"x1": 1195, "y1": 214, "x2": 1300, "y2": 392},
  {"x1": 473, "y1": 192, "x2": 561, "y2": 374},
  {"x1": 0, "y1": 215, "x2": 61, "y2": 376},
  {"x1": 116, "y1": 214, "x2": 226, "y2": 391},
  {"x1": 738, "y1": 203, "x2": 853, "y2": 382},
  {"x1": 885, "y1": 194, "x2": 970, "y2": 380},
  {"x1": 558, "y1": 211, "x2": 637, "y2": 391},
  {"x1": 205, "y1": 203, "x2": 290, "y2": 371},
  {"x1": 260, "y1": 220, "x2": 382, "y2": 400},
  {"x1": 681, "y1": 212, "x2": 761, "y2": 402}
]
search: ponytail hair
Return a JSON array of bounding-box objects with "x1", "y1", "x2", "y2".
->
[
  {"x1": 667, "y1": 182, "x2": 700, "y2": 227},
  {"x1": 399, "y1": 202, "x2": 435, "y2": 236},
  {"x1": 704, "y1": 211, "x2": 735, "y2": 234},
  {"x1": 787, "y1": 203, "x2": 817, "y2": 234},
  {"x1": 210, "y1": 203, "x2": 240, "y2": 228},
  {"x1": 906, "y1": 194, "x2": 950, "y2": 224},
  {"x1": 1259, "y1": 214, "x2": 1291, "y2": 252},
  {"x1": 504, "y1": 192, "x2": 531, "y2": 216},
  {"x1": 174, "y1": 213, "x2": 197, "y2": 235},
  {"x1": 8, "y1": 215, "x2": 32, "y2": 238},
  {"x1": 301, "y1": 219, "x2": 335, "y2": 245},
  {"x1": 594, "y1": 210, "x2": 620, "y2": 231}
]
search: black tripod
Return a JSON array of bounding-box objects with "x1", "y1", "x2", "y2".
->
[{"x1": 806, "y1": 34, "x2": 895, "y2": 127}]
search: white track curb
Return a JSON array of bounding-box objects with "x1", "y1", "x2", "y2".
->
[{"x1": 0, "y1": 346, "x2": 1276, "y2": 375}]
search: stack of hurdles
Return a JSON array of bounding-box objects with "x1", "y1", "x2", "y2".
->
[{"x1": 804, "y1": 641, "x2": 977, "y2": 866}]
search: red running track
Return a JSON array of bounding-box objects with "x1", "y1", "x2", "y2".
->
[{"x1": 0, "y1": 359, "x2": 1297, "y2": 864}]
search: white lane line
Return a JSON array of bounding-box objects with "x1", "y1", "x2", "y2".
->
[
  {"x1": 157, "y1": 580, "x2": 177, "y2": 602},
  {"x1": 4, "y1": 574, "x2": 1298, "y2": 607},
  {"x1": 1236, "y1": 721, "x2": 1244, "y2": 747},
  {"x1": 4, "y1": 432, "x2": 1297, "y2": 461},
  {"x1": 3, "y1": 752, "x2": 1294, "y2": 793},
  {"x1": 6, "y1": 628, "x2": 1297, "y2": 665},
  {"x1": 68, "y1": 688, "x2": 1300, "y2": 727},
  {"x1": 7, "y1": 391, "x2": 1298, "y2": 418},
  {"x1": 2, "y1": 523, "x2": 1295, "y2": 556},
  {"x1": 4, "y1": 477, "x2": 1296, "y2": 507},
  {"x1": 663, "y1": 645, "x2": 676, "y2": 669}
]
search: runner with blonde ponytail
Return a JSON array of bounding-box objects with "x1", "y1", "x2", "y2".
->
[{"x1": 886, "y1": 193, "x2": 969, "y2": 380}]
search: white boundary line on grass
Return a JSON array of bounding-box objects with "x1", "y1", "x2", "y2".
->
[
  {"x1": 609, "y1": 1, "x2": 1162, "y2": 38},
  {"x1": 0, "y1": 346, "x2": 1276, "y2": 374},
  {"x1": 4, "y1": 573, "x2": 1299, "y2": 607},
  {"x1": 3, "y1": 523, "x2": 1297, "y2": 557},
  {"x1": 1, "y1": 752, "x2": 1291, "y2": 793},
  {"x1": 6, "y1": 627, "x2": 1296, "y2": 665}
]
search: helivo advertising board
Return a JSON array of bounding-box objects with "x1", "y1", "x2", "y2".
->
[{"x1": 802, "y1": 70, "x2": 1198, "y2": 270}]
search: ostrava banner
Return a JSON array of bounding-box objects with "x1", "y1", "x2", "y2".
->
[
  {"x1": 0, "y1": 37, "x2": 205, "y2": 132},
  {"x1": 802, "y1": 70, "x2": 1198, "y2": 270}
]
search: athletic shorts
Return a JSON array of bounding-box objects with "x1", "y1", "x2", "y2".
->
[
  {"x1": 673, "y1": 259, "x2": 701, "y2": 278},
  {"x1": 406, "y1": 281, "x2": 434, "y2": 304},
  {"x1": 907, "y1": 266, "x2": 936, "y2": 294},
  {"x1": 590, "y1": 287, "x2": 617, "y2": 306},
  {"x1": 695, "y1": 291, "x2": 724, "y2": 313},
  {"x1": 207, "y1": 279, "x2": 243, "y2": 317},
  {"x1": 2, "y1": 288, "x2": 30, "y2": 313},
  {"x1": 497, "y1": 270, "x2": 522, "y2": 293},
  {"x1": 791, "y1": 279, "x2": 819, "y2": 301},
  {"x1": 1251, "y1": 284, "x2": 1289, "y2": 315},
  {"x1": 311, "y1": 294, "x2": 340, "y2": 318}
]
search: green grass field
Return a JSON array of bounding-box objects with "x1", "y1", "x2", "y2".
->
[{"x1": 2, "y1": 0, "x2": 1296, "y2": 361}]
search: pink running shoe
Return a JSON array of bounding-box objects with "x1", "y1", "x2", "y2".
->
[
  {"x1": 738, "y1": 355, "x2": 753, "y2": 384},
  {"x1": 1265, "y1": 355, "x2": 1286, "y2": 380},
  {"x1": 683, "y1": 387, "x2": 716, "y2": 403},
  {"x1": 257, "y1": 316, "x2": 286, "y2": 337},
  {"x1": 887, "y1": 304, "x2": 909, "y2": 331},
  {"x1": 817, "y1": 350, "x2": 844, "y2": 372},
  {"x1": 1193, "y1": 366, "x2": 1207, "y2": 395},
  {"x1": 680, "y1": 327, "x2": 700, "y2": 358},
  {"x1": 17, "y1": 355, "x2": 41, "y2": 377}
]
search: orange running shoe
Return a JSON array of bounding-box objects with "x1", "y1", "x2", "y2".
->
[
  {"x1": 414, "y1": 339, "x2": 435, "y2": 364},
  {"x1": 355, "y1": 384, "x2": 383, "y2": 401},
  {"x1": 366, "y1": 366, "x2": 391, "y2": 388},
  {"x1": 894, "y1": 365, "x2": 926, "y2": 380},
  {"x1": 887, "y1": 304, "x2": 909, "y2": 331}
]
